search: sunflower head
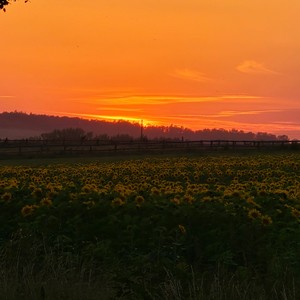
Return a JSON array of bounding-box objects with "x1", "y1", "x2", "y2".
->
[
  {"x1": 178, "y1": 224, "x2": 186, "y2": 234},
  {"x1": 135, "y1": 195, "x2": 145, "y2": 206},
  {"x1": 248, "y1": 208, "x2": 262, "y2": 220},
  {"x1": 40, "y1": 197, "x2": 53, "y2": 207},
  {"x1": 1, "y1": 192, "x2": 12, "y2": 201},
  {"x1": 261, "y1": 215, "x2": 273, "y2": 226},
  {"x1": 21, "y1": 205, "x2": 35, "y2": 217}
]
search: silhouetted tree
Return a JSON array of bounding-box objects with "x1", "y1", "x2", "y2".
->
[
  {"x1": 277, "y1": 135, "x2": 289, "y2": 141},
  {"x1": 94, "y1": 134, "x2": 110, "y2": 141},
  {"x1": 1, "y1": 0, "x2": 17, "y2": 11},
  {"x1": 41, "y1": 128, "x2": 93, "y2": 141},
  {"x1": 111, "y1": 134, "x2": 133, "y2": 142},
  {"x1": 1, "y1": 0, "x2": 29, "y2": 11},
  {"x1": 0, "y1": 0, "x2": 9, "y2": 11}
]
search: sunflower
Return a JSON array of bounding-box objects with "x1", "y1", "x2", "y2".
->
[
  {"x1": 1, "y1": 192, "x2": 12, "y2": 201},
  {"x1": 291, "y1": 208, "x2": 300, "y2": 218},
  {"x1": 151, "y1": 187, "x2": 160, "y2": 196},
  {"x1": 178, "y1": 224, "x2": 186, "y2": 234},
  {"x1": 21, "y1": 205, "x2": 35, "y2": 217},
  {"x1": 135, "y1": 195, "x2": 145, "y2": 206},
  {"x1": 248, "y1": 208, "x2": 262, "y2": 220},
  {"x1": 183, "y1": 194, "x2": 195, "y2": 204},
  {"x1": 261, "y1": 215, "x2": 273, "y2": 226},
  {"x1": 112, "y1": 197, "x2": 125, "y2": 207},
  {"x1": 31, "y1": 187, "x2": 43, "y2": 199},
  {"x1": 40, "y1": 198, "x2": 53, "y2": 207},
  {"x1": 170, "y1": 195, "x2": 181, "y2": 205},
  {"x1": 246, "y1": 197, "x2": 261, "y2": 208}
]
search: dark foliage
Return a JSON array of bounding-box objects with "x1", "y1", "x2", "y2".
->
[
  {"x1": 0, "y1": 111, "x2": 289, "y2": 141},
  {"x1": 0, "y1": 0, "x2": 9, "y2": 11},
  {"x1": 1, "y1": 0, "x2": 28, "y2": 11}
]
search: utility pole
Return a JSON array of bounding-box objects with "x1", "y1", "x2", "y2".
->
[{"x1": 140, "y1": 119, "x2": 143, "y2": 141}]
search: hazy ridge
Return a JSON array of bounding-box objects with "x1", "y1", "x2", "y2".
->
[{"x1": 0, "y1": 111, "x2": 289, "y2": 141}]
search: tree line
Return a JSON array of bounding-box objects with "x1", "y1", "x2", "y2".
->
[{"x1": 0, "y1": 112, "x2": 289, "y2": 141}]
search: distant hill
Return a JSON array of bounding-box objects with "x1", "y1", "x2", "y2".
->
[
  {"x1": 0, "y1": 111, "x2": 289, "y2": 141},
  {"x1": 0, "y1": 111, "x2": 141, "y2": 139}
]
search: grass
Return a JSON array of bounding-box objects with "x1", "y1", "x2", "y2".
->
[
  {"x1": 0, "y1": 148, "x2": 297, "y2": 167},
  {"x1": 0, "y1": 238, "x2": 298, "y2": 300}
]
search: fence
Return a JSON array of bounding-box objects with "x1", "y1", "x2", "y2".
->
[{"x1": 0, "y1": 139, "x2": 299, "y2": 158}]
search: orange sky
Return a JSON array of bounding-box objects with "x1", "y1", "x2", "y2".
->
[{"x1": 1, "y1": 0, "x2": 300, "y2": 139}]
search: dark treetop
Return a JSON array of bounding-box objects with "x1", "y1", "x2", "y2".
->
[{"x1": 1, "y1": 0, "x2": 28, "y2": 11}]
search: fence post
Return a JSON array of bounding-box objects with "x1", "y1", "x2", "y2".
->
[{"x1": 257, "y1": 141, "x2": 261, "y2": 149}]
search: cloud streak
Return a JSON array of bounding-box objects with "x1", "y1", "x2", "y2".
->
[
  {"x1": 83, "y1": 94, "x2": 262, "y2": 106},
  {"x1": 169, "y1": 68, "x2": 211, "y2": 82},
  {"x1": 236, "y1": 60, "x2": 279, "y2": 74},
  {"x1": 217, "y1": 109, "x2": 283, "y2": 117}
]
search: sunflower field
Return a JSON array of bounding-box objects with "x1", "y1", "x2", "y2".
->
[{"x1": 0, "y1": 153, "x2": 300, "y2": 299}]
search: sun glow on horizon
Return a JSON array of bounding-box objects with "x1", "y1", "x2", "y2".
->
[{"x1": 52, "y1": 111, "x2": 160, "y2": 127}]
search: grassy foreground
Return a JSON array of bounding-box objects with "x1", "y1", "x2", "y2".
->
[{"x1": 0, "y1": 152, "x2": 300, "y2": 299}]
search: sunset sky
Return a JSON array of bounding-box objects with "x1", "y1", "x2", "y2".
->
[{"x1": 1, "y1": 0, "x2": 300, "y2": 139}]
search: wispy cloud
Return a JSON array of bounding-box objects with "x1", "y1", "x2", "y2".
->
[
  {"x1": 77, "y1": 94, "x2": 261, "y2": 106},
  {"x1": 220, "y1": 95, "x2": 262, "y2": 100},
  {"x1": 95, "y1": 107, "x2": 141, "y2": 112},
  {"x1": 236, "y1": 60, "x2": 279, "y2": 74},
  {"x1": 217, "y1": 109, "x2": 283, "y2": 117},
  {"x1": 161, "y1": 109, "x2": 282, "y2": 120},
  {"x1": 0, "y1": 95, "x2": 15, "y2": 98},
  {"x1": 169, "y1": 68, "x2": 211, "y2": 82}
]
